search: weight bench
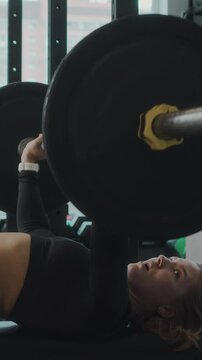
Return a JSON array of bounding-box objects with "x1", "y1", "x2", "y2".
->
[{"x1": 0, "y1": 322, "x2": 200, "y2": 360}]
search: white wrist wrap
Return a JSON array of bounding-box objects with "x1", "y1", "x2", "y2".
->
[{"x1": 18, "y1": 162, "x2": 39, "y2": 173}]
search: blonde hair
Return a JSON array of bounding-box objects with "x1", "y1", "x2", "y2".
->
[
  {"x1": 143, "y1": 317, "x2": 202, "y2": 351},
  {"x1": 129, "y1": 263, "x2": 202, "y2": 351},
  {"x1": 149, "y1": 263, "x2": 202, "y2": 351}
]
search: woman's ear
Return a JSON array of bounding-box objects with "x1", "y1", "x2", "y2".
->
[{"x1": 157, "y1": 305, "x2": 175, "y2": 319}]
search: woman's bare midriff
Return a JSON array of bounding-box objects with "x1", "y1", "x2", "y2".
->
[{"x1": 0, "y1": 232, "x2": 31, "y2": 317}]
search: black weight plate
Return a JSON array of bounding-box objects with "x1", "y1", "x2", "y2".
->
[
  {"x1": 43, "y1": 14, "x2": 202, "y2": 240},
  {"x1": 0, "y1": 81, "x2": 67, "y2": 214}
]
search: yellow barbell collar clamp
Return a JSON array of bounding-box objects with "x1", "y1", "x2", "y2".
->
[{"x1": 138, "y1": 104, "x2": 184, "y2": 151}]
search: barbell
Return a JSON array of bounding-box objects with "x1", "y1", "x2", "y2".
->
[{"x1": 41, "y1": 14, "x2": 202, "y2": 241}]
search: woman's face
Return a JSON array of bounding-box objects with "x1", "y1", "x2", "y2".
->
[{"x1": 127, "y1": 255, "x2": 201, "y2": 310}]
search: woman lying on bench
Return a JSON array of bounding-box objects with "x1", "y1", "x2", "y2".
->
[{"x1": 0, "y1": 134, "x2": 201, "y2": 351}]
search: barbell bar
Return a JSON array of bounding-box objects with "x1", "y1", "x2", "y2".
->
[
  {"x1": 153, "y1": 106, "x2": 202, "y2": 140},
  {"x1": 7, "y1": 15, "x2": 202, "y2": 242}
]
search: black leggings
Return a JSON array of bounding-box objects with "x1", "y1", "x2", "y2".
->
[{"x1": 17, "y1": 170, "x2": 54, "y2": 237}]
